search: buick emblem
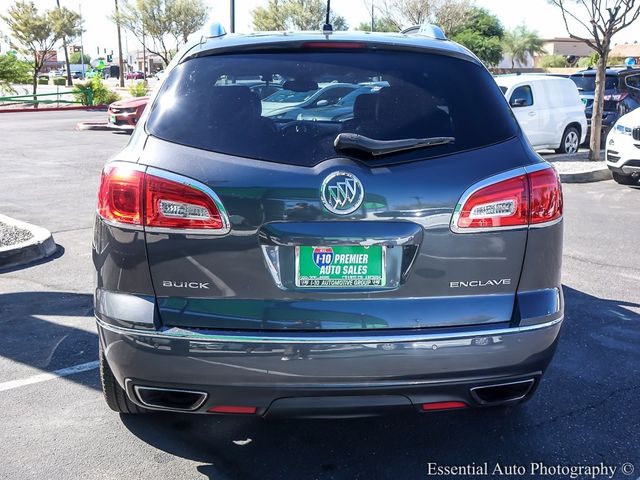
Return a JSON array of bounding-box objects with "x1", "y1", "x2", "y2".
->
[{"x1": 320, "y1": 171, "x2": 365, "y2": 215}]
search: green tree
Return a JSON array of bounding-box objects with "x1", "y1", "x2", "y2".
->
[
  {"x1": 503, "y1": 25, "x2": 546, "y2": 69},
  {"x1": 550, "y1": 0, "x2": 640, "y2": 160},
  {"x1": 449, "y1": 7, "x2": 504, "y2": 66},
  {"x1": 1, "y1": 1, "x2": 82, "y2": 94},
  {"x1": 69, "y1": 52, "x2": 91, "y2": 64},
  {"x1": 355, "y1": 17, "x2": 397, "y2": 32},
  {"x1": 252, "y1": 0, "x2": 348, "y2": 31},
  {"x1": 0, "y1": 53, "x2": 32, "y2": 93},
  {"x1": 377, "y1": 0, "x2": 471, "y2": 32},
  {"x1": 116, "y1": 0, "x2": 208, "y2": 67}
]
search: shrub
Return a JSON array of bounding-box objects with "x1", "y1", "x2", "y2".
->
[
  {"x1": 72, "y1": 76, "x2": 120, "y2": 106},
  {"x1": 53, "y1": 77, "x2": 66, "y2": 86},
  {"x1": 38, "y1": 76, "x2": 49, "y2": 85},
  {"x1": 538, "y1": 55, "x2": 567, "y2": 68},
  {"x1": 128, "y1": 80, "x2": 148, "y2": 97},
  {"x1": 578, "y1": 52, "x2": 600, "y2": 68}
]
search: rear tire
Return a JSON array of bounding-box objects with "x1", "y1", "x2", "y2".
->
[
  {"x1": 100, "y1": 347, "x2": 147, "y2": 414},
  {"x1": 555, "y1": 126, "x2": 580, "y2": 154},
  {"x1": 612, "y1": 172, "x2": 638, "y2": 185}
]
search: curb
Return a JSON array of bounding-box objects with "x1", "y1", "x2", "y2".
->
[
  {"x1": 0, "y1": 214, "x2": 57, "y2": 271},
  {"x1": 558, "y1": 168, "x2": 612, "y2": 183},
  {"x1": 0, "y1": 105, "x2": 108, "y2": 114},
  {"x1": 75, "y1": 121, "x2": 113, "y2": 131}
]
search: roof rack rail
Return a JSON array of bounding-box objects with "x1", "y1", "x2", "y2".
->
[{"x1": 401, "y1": 23, "x2": 447, "y2": 40}]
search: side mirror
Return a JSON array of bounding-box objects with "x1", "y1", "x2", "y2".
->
[
  {"x1": 316, "y1": 99, "x2": 329, "y2": 107},
  {"x1": 510, "y1": 98, "x2": 527, "y2": 107}
]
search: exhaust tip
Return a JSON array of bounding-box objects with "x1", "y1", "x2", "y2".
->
[
  {"x1": 134, "y1": 386, "x2": 208, "y2": 411},
  {"x1": 470, "y1": 379, "x2": 535, "y2": 405}
]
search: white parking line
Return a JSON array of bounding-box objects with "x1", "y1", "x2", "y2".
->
[{"x1": 0, "y1": 361, "x2": 99, "y2": 392}]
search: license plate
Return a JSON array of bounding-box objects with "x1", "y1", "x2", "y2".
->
[
  {"x1": 295, "y1": 245, "x2": 385, "y2": 288},
  {"x1": 109, "y1": 115, "x2": 116, "y2": 123}
]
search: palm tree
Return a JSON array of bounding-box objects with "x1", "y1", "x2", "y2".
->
[{"x1": 503, "y1": 25, "x2": 546, "y2": 69}]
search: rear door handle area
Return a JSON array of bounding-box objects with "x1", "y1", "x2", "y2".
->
[{"x1": 528, "y1": 112, "x2": 536, "y2": 117}]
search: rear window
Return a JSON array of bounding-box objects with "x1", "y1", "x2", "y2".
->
[
  {"x1": 570, "y1": 74, "x2": 618, "y2": 92},
  {"x1": 146, "y1": 51, "x2": 517, "y2": 166}
]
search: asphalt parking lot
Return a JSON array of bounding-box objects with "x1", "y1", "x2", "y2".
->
[{"x1": 0, "y1": 110, "x2": 638, "y2": 480}]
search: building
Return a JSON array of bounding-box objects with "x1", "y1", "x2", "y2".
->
[
  {"x1": 127, "y1": 49, "x2": 164, "y2": 74},
  {"x1": 498, "y1": 37, "x2": 596, "y2": 69},
  {"x1": 609, "y1": 43, "x2": 640, "y2": 63},
  {"x1": 541, "y1": 37, "x2": 595, "y2": 58}
]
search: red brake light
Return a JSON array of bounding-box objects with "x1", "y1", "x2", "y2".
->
[
  {"x1": 97, "y1": 164, "x2": 228, "y2": 232},
  {"x1": 455, "y1": 175, "x2": 529, "y2": 230},
  {"x1": 452, "y1": 166, "x2": 562, "y2": 232},
  {"x1": 302, "y1": 42, "x2": 366, "y2": 49},
  {"x1": 144, "y1": 174, "x2": 224, "y2": 230},
  {"x1": 97, "y1": 165, "x2": 144, "y2": 225},
  {"x1": 528, "y1": 168, "x2": 563, "y2": 224}
]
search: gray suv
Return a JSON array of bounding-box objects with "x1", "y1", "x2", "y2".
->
[{"x1": 94, "y1": 27, "x2": 564, "y2": 417}]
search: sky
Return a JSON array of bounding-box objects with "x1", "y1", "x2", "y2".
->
[{"x1": 2, "y1": 0, "x2": 639, "y2": 57}]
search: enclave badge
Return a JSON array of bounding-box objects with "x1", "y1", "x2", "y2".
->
[{"x1": 320, "y1": 171, "x2": 365, "y2": 215}]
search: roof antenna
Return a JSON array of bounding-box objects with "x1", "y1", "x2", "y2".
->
[{"x1": 322, "y1": 0, "x2": 333, "y2": 33}]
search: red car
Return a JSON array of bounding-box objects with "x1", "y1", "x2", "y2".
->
[
  {"x1": 125, "y1": 71, "x2": 145, "y2": 80},
  {"x1": 107, "y1": 96, "x2": 149, "y2": 131}
]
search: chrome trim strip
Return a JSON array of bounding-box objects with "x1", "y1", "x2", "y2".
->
[
  {"x1": 450, "y1": 163, "x2": 562, "y2": 234},
  {"x1": 96, "y1": 315, "x2": 563, "y2": 345},
  {"x1": 132, "y1": 384, "x2": 208, "y2": 412}
]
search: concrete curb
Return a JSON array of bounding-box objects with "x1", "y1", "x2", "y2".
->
[
  {"x1": 0, "y1": 105, "x2": 108, "y2": 114},
  {"x1": 558, "y1": 168, "x2": 612, "y2": 183},
  {"x1": 75, "y1": 121, "x2": 113, "y2": 131},
  {"x1": 0, "y1": 214, "x2": 57, "y2": 271}
]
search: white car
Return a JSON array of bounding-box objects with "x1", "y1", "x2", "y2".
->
[
  {"x1": 495, "y1": 74, "x2": 587, "y2": 154},
  {"x1": 605, "y1": 108, "x2": 640, "y2": 185}
]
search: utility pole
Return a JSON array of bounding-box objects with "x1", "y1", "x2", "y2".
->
[
  {"x1": 230, "y1": 0, "x2": 235, "y2": 33},
  {"x1": 79, "y1": 3, "x2": 85, "y2": 78},
  {"x1": 56, "y1": 0, "x2": 73, "y2": 86},
  {"x1": 371, "y1": 1, "x2": 374, "y2": 32},
  {"x1": 142, "y1": 23, "x2": 147, "y2": 79},
  {"x1": 114, "y1": 0, "x2": 124, "y2": 87}
]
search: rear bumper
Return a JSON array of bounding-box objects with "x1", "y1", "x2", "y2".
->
[{"x1": 97, "y1": 315, "x2": 563, "y2": 416}]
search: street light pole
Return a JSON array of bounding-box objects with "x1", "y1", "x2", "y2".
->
[
  {"x1": 56, "y1": 0, "x2": 73, "y2": 87},
  {"x1": 142, "y1": 23, "x2": 147, "y2": 79},
  {"x1": 230, "y1": 0, "x2": 235, "y2": 33},
  {"x1": 371, "y1": 1, "x2": 375, "y2": 32},
  {"x1": 114, "y1": 0, "x2": 125, "y2": 87},
  {"x1": 79, "y1": 2, "x2": 85, "y2": 78}
]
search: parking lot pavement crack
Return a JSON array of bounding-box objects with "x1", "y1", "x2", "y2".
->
[
  {"x1": 517, "y1": 383, "x2": 640, "y2": 430},
  {"x1": 563, "y1": 252, "x2": 640, "y2": 274}
]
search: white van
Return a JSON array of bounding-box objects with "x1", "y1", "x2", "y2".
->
[{"x1": 495, "y1": 74, "x2": 587, "y2": 154}]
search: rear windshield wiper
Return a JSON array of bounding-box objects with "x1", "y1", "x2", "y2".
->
[{"x1": 334, "y1": 133, "x2": 455, "y2": 156}]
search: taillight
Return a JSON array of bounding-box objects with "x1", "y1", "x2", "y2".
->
[
  {"x1": 97, "y1": 163, "x2": 229, "y2": 233},
  {"x1": 97, "y1": 165, "x2": 144, "y2": 225},
  {"x1": 451, "y1": 165, "x2": 562, "y2": 233},
  {"x1": 528, "y1": 168, "x2": 563, "y2": 225}
]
